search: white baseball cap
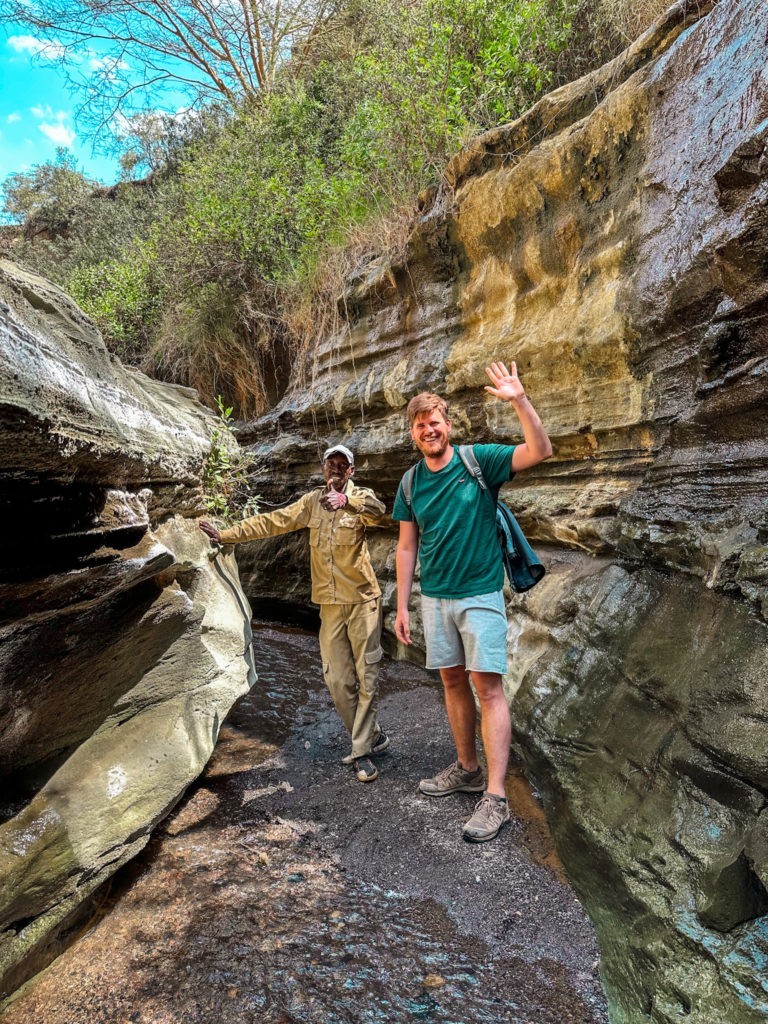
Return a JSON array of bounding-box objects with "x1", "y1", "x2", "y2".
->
[{"x1": 322, "y1": 444, "x2": 354, "y2": 465}]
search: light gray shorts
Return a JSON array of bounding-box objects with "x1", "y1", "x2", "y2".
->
[{"x1": 420, "y1": 589, "x2": 508, "y2": 675}]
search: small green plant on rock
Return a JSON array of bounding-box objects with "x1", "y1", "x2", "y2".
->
[{"x1": 203, "y1": 396, "x2": 261, "y2": 525}]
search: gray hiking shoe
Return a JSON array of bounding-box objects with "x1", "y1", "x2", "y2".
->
[
  {"x1": 419, "y1": 761, "x2": 485, "y2": 797},
  {"x1": 462, "y1": 792, "x2": 511, "y2": 842}
]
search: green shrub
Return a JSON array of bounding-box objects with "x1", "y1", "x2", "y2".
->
[
  {"x1": 68, "y1": 239, "x2": 162, "y2": 363},
  {"x1": 2, "y1": 149, "x2": 94, "y2": 234},
  {"x1": 203, "y1": 396, "x2": 260, "y2": 524}
]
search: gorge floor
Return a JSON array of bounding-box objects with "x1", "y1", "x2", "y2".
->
[{"x1": 2, "y1": 620, "x2": 609, "y2": 1024}]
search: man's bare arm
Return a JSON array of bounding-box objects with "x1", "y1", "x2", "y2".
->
[
  {"x1": 485, "y1": 360, "x2": 552, "y2": 472},
  {"x1": 394, "y1": 519, "x2": 420, "y2": 646}
]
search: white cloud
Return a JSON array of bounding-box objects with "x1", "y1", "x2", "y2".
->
[
  {"x1": 39, "y1": 122, "x2": 76, "y2": 146},
  {"x1": 30, "y1": 104, "x2": 69, "y2": 122},
  {"x1": 29, "y1": 105, "x2": 76, "y2": 148},
  {"x1": 8, "y1": 34, "x2": 66, "y2": 60},
  {"x1": 174, "y1": 105, "x2": 199, "y2": 123},
  {"x1": 6, "y1": 113, "x2": 22, "y2": 124}
]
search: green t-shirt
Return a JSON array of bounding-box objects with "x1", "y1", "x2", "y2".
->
[{"x1": 392, "y1": 444, "x2": 516, "y2": 599}]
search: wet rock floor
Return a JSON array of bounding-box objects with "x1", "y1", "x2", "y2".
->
[{"x1": 2, "y1": 621, "x2": 608, "y2": 1024}]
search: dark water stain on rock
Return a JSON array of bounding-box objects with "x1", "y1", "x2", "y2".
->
[{"x1": 2, "y1": 621, "x2": 607, "y2": 1024}]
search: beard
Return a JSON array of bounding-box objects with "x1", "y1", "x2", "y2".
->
[{"x1": 415, "y1": 435, "x2": 449, "y2": 458}]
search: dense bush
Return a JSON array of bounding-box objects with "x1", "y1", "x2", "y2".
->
[
  {"x1": 3, "y1": 178, "x2": 161, "y2": 286},
  {"x1": 68, "y1": 238, "x2": 162, "y2": 363},
  {"x1": 2, "y1": 149, "x2": 95, "y2": 237}
]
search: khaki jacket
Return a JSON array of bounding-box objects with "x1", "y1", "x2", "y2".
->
[{"x1": 219, "y1": 481, "x2": 385, "y2": 605}]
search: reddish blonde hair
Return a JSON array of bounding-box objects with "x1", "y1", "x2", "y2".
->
[{"x1": 406, "y1": 392, "x2": 449, "y2": 425}]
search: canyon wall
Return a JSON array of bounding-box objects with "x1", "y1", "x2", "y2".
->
[
  {"x1": 0, "y1": 261, "x2": 256, "y2": 997},
  {"x1": 235, "y1": 1, "x2": 768, "y2": 1019}
]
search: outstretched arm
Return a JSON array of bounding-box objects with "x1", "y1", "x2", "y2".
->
[
  {"x1": 485, "y1": 360, "x2": 552, "y2": 472},
  {"x1": 199, "y1": 493, "x2": 313, "y2": 546}
]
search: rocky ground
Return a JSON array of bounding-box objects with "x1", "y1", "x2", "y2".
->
[{"x1": 1, "y1": 621, "x2": 608, "y2": 1024}]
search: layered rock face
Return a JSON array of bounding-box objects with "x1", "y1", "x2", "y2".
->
[
  {"x1": 237, "y1": 1, "x2": 768, "y2": 1019},
  {"x1": 0, "y1": 261, "x2": 256, "y2": 997}
]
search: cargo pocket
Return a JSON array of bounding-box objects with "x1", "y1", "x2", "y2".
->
[{"x1": 361, "y1": 645, "x2": 382, "y2": 698}]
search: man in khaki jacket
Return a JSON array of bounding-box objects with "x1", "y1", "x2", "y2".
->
[{"x1": 200, "y1": 445, "x2": 389, "y2": 783}]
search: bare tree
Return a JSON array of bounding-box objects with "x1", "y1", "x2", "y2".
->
[{"x1": 0, "y1": 0, "x2": 341, "y2": 129}]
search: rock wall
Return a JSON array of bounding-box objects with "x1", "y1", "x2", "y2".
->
[
  {"x1": 0, "y1": 261, "x2": 256, "y2": 997},
  {"x1": 235, "y1": 1, "x2": 768, "y2": 1020}
]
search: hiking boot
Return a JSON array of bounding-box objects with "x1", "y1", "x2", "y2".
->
[
  {"x1": 419, "y1": 761, "x2": 485, "y2": 797},
  {"x1": 353, "y1": 757, "x2": 378, "y2": 783},
  {"x1": 342, "y1": 728, "x2": 390, "y2": 765},
  {"x1": 462, "y1": 792, "x2": 511, "y2": 842}
]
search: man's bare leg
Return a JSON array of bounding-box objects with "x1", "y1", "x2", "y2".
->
[
  {"x1": 440, "y1": 664, "x2": 479, "y2": 771},
  {"x1": 470, "y1": 671, "x2": 510, "y2": 796}
]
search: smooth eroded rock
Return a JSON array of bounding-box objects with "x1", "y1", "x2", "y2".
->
[{"x1": 0, "y1": 262, "x2": 256, "y2": 997}]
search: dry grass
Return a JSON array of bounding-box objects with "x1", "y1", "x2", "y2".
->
[
  {"x1": 138, "y1": 203, "x2": 416, "y2": 418},
  {"x1": 595, "y1": 0, "x2": 672, "y2": 41},
  {"x1": 551, "y1": 0, "x2": 673, "y2": 86},
  {"x1": 143, "y1": 277, "x2": 284, "y2": 418},
  {"x1": 283, "y1": 203, "x2": 417, "y2": 392}
]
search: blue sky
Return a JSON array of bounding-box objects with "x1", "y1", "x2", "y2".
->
[
  {"x1": 0, "y1": 29, "x2": 124, "y2": 186},
  {"x1": 0, "y1": 19, "x2": 201, "y2": 193}
]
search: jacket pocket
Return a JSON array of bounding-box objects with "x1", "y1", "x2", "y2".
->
[
  {"x1": 333, "y1": 522, "x2": 358, "y2": 545},
  {"x1": 308, "y1": 515, "x2": 323, "y2": 546}
]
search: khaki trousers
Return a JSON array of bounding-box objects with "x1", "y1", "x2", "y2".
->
[{"x1": 319, "y1": 598, "x2": 383, "y2": 758}]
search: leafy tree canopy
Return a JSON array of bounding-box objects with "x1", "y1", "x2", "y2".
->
[{"x1": 1, "y1": 148, "x2": 95, "y2": 232}]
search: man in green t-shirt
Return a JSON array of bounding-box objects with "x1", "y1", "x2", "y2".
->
[{"x1": 392, "y1": 361, "x2": 552, "y2": 842}]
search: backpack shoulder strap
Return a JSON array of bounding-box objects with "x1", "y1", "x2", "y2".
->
[
  {"x1": 457, "y1": 445, "x2": 488, "y2": 492},
  {"x1": 401, "y1": 464, "x2": 418, "y2": 507}
]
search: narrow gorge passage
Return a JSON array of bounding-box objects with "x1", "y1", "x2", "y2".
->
[{"x1": 2, "y1": 621, "x2": 608, "y2": 1024}]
